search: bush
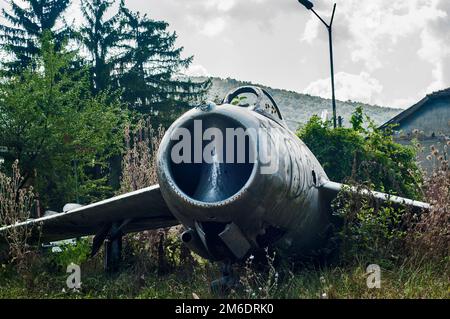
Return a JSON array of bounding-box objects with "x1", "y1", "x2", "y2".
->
[
  {"x1": 118, "y1": 119, "x2": 195, "y2": 275},
  {"x1": 297, "y1": 109, "x2": 447, "y2": 265},
  {"x1": 333, "y1": 186, "x2": 408, "y2": 264},
  {"x1": 0, "y1": 34, "x2": 125, "y2": 210},
  {"x1": 333, "y1": 156, "x2": 449, "y2": 266},
  {"x1": 297, "y1": 107, "x2": 423, "y2": 199},
  {"x1": 297, "y1": 115, "x2": 364, "y2": 182},
  {"x1": 0, "y1": 160, "x2": 37, "y2": 272},
  {"x1": 406, "y1": 144, "x2": 449, "y2": 262},
  {"x1": 48, "y1": 238, "x2": 91, "y2": 271}
]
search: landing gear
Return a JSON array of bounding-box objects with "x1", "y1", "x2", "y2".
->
[
  {"x1": 103, "y1": 223, "x2": 123, "y2": 273},
  {"x1": 211, "y1": 261, "x2": 237, "y2": 296}
]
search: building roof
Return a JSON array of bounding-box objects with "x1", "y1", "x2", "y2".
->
[{"x1": 381, "y1": 88, "x2": 450, "y2": 129}]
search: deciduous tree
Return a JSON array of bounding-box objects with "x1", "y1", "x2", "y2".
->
[{"x1": 0, "y1": 33, "x2": 125, "y2": 209}]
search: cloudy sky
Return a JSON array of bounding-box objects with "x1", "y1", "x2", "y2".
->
[{"x1": 4, "y1": 0, "x2": 450, "y2": 108}]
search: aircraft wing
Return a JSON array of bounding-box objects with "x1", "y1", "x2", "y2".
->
[
  {"x1": 0, "y1": 185, "x2": 179, "y2": 243},
  {"x1": 319, "y1": 181, "x2": 430, "y2": 213}
]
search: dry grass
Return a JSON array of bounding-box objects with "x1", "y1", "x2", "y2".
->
[
  {"x1": 118, "y1": 118, "x2": 194, "y2": 274},
  {"x1": 0, "y1": 252, "x2": 447, "y2": 299},
  {"x1": 118, "y1": 118, "x2": 164, "y2": 194},
  {"x1": 0, "y1": 160, "x2": 38, "y2": 273},
  {"x1": 406, "y1": 142, "x2": 450, "y2": 261}
]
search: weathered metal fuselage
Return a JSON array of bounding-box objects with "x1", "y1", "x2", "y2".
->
[{"x1": 157, "y1": 102, "x2": 331, "y2": 261}]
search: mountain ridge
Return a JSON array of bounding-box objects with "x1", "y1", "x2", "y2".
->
[{"x1": 195, "y1": 76, "x2": 402, "y2": 130}]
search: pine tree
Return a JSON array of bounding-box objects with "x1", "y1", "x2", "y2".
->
[
  {"x1": 116, "y1": 6, "x2": 210, "y2": 125},
  {"x1": 79, "y1": 0, "x2": 121, "y2": 93},
  {"x1": 0, "y1": 0, "x2": 71, "y2": 73}
]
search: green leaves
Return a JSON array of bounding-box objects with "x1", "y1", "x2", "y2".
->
[
  {"x1": 49, "y1": 238, "x2": 91, "y2": 271},
  {"x1": 76, "y1": 0, "x2": 210, "y2": 126},
  {"x1": 0, "y1": 0, "x2": 211, "y2": 210},
  {"x1": 298, "y1": 109, "x2": 423, "y2": 199},
  {"x1": 0, "y1": 34, "x2": 125, "y2": 209},
  {"x1": 0, "y1": 0, "x2": 71, "y2": 74},
  {"x1": 350, "y1": 105, "x2": 364, "y2": 132},
  {"x1": 78, "y1": 0, "x2": 122, "y2": 93},
  {"x1": 112, "y1": 3, "x2": 209, "y2": 122}
]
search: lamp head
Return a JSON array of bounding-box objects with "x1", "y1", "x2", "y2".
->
[{"x1": 298, "y1": 0, "x2": 314, "y2": 10}]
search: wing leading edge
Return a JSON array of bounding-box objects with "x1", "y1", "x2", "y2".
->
[
  {"x1": 319, "y1": 181, "x2": 430, "y2": 212},
  {"x1": 0, "y1": 185, "x2": 179, "y2": 243}
]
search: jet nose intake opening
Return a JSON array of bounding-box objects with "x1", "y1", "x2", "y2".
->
[{"x1": 168, "y1": 114, "x2": 255, "y2": 203}]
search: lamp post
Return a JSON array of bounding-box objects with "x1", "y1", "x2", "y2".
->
[{"x1": 298, "y1": 0, "x2": 338, "y2": 128}]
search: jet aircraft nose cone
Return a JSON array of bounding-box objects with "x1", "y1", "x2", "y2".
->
[{"x1": 160, "y1": 107, "x2": 256, "y2": 205}]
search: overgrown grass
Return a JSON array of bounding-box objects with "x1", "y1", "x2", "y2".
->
[
  {"x1": 0, "y1": 248, "x2": 448, "y2": 299},
  {"x1": 1, "y1": 117, "x2": 448, "y2": 299}
]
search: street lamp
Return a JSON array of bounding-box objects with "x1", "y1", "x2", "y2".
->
[{"x1": 298, "y1": 0, "x2": 338, "y2": 128}]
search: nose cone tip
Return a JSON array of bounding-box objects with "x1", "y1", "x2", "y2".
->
[{"x1": 197, "y1": 101, "x2": 217, "y2": 112}]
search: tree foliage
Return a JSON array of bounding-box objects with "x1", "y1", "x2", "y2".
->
[
  {"x1": 0, "y1": 0, "x2": 71, "y2": 73},
  {"x1": 297, "y1": 108, "x2": 423, "y2": 199},
  {"x1": 0, "y1": 34, "x2": 125, "y2": 209},
  {"x1": 78, "y1": 0, "x2": 121, "y2": 93},
  {"x1": 115, "y1": 4, "x2": 209, "y2": 124},
  {"x1": 77, "y1": 0, "x2": 210, "y2": 126},
  {"x1": 0, "y1": 0, "x2": 210, "y2": 210}
]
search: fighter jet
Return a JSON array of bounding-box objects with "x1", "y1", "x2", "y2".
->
[{"x1": 0, "y1": 86, "x2": 429, "y2": 282}]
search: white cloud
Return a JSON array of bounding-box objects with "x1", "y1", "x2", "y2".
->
[
  {"x1": 205, "y1": 0, "x2": 236, "y2": 12},
  {"x1": 303, "y1": 72, "x2": 383, "y2": 105},
  {"x1": 297, "y1": 0, "x2": 450, "y2": 106},
  {"x1": 2, "y1": 0, "x2": 448, "y2": 108},
  {"x1": 344, "y1": 0, "x2": 442, "y2": 71},
  {"x1": 200, "y1": 17, "x2": 227, "y2": 37},
  {"x1": 417, "y1": 0, "x2": 450, "y2": 94},
  {"x1": 183, "y1": 0, "x2": 299, "y2": 35},
  {"x1": 183, "y1": 64, "x2": 210, "y2": 77},
  {"x1": 300, "y1": 17, "x2": 319, "y2": 44},
  {"x1": 390, "y1": 97, "x2": 418, "y2": 109},
  {"x1": 301, "y1": 0, "x2": 447, "y2": 72}
]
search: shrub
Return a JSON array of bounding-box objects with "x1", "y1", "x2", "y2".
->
[
  {"x1": 118, "y1": 119, "x2": 195, "y2": 274},
  {"x1": 333, "y1": 151, "x2": 449, "y2": 266},
  {"x1": 118, "y1": 118, "x2": 164, "y2": 194},
  {"x1": 406, "y1": 143, "x2": 449, "y2": 262},
  {"x1": 49, "y1": 238, "x2": 91, "y2": 271},
  {"x1": 0, "y1": 160, "x2": 37, "y2": 272},
  {"x1": 0, "y1": 34, "x2": 125, "y2": 210},
  {"x1": 297, "y1": 108, "x2": 423, "y2": 199},
  {"x1": 297, "y1": 109, "x2": 442, "y2": 264},
  {"x1": 333, "y1": 186, "x2": 407, "y2": 264}
]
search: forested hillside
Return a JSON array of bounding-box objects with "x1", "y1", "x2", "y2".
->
[{"x1": 198, "y1": 77, "x2": 402, "y2": 130}]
